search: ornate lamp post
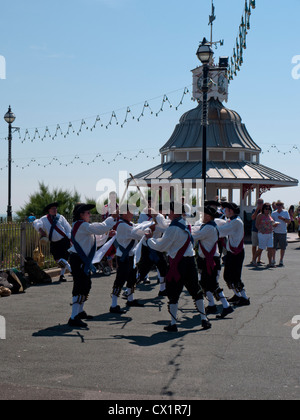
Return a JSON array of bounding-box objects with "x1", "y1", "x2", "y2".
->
[
  {"x1": 4, "y1": 106, "x2": 16, "y2": 222},
  {"x1": 196, "y1": 38, "x2": 214, "y2": 201}
]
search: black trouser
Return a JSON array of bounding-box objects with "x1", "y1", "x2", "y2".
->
[
  {"x1": 197, "y1": 256, "x2": 222, "y2": 295},
  {"x1": 223, "y1": 250, "x2": 245, "y2": 291},
  {"x1": 167, "y1": 256, "x2": 203, "y2": 305},
  {"x1": 112, "y1": 256, "x2": 137, "y2": 297},
  {"x1": 70, "y1": 253, "x2": 92, "y2": 298},
  {"x1": 138, "y1": 245, "x2": 168, "y2": 280},
  {"x1": 50, "y1": 237, "x2": 71, "y2": 262}
]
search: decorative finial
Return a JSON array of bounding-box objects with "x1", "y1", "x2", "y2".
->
[{"x1": 208, "y1": 0, "x2": 216, "y2": 44}]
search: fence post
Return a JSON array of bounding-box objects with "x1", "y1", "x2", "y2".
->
[{"x1": 20, "y1": 222, "x2": 27, "y2": 273}]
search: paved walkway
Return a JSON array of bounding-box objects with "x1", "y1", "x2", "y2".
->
[
  {"x1": 287, "y1": 232, "x2": 300, "y2": 243},
  {"x1": 0, "y1": 243, "x2": 300, "y2": 400}
]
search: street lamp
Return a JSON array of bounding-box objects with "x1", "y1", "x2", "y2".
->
[
  {"x1": 4, "y1": 106, "x2": 16, "y2": 222},
  {"x1": 196, "y1": 37, "x2": 214, "y2": 201}
]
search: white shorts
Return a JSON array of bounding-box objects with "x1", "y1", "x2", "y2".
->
[{"x1": 258, "y1": 232, "x2": 273, "y2": 250}]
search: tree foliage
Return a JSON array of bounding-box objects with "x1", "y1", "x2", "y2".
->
[{"x1": 16, "y1": 182, "x2": 81, "y2": 220}]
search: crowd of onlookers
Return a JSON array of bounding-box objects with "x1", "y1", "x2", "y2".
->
[{"x1": 251, "y1": 199, "x2": 300, "y2": 268}]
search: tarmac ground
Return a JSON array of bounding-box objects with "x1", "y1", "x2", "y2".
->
[{"x1": 0, "y1": 239, "x2": 300, "y2": 401}]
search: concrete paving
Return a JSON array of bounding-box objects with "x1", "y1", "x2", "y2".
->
[{"x1": 0, "y1": 243, "x2": 300, "y2": 400}]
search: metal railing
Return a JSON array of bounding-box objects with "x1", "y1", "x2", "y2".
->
[
  {"x1": 0, "y1": 222, "x2": 56, "y2": 271},
  {"x1": 0, "y1": 214, "x2": 141, "y2": 272}
]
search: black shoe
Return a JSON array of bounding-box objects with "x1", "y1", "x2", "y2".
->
[
  {"x1": 158, "y1": 290, "x2": 168, "y2": 297},
  {"x1": 59, "y1": 275, "x2": 67, "y2": 282},
  {"x1": 68, "y1": 316, "x2": 88, "y2": 328},
  {"x1": 78, "y1": 311, "x2": 94, "y2": 320},
  {"x1": 217, "y1": 306, "x2": 234, "y2": 319},
  {"x1": 206, "y1": 305, "x2": 218, "y2": 315},
  {"x1": 228, "y1": 295, "x2": 240, "y2": 304},
  {"x1": 164, "y1": 323, "x2": 178, "y2": 333},
  {"x1": 127, "y1": 299, "x2": 144, "y2": 307},
  {"x1": 201, "y1": 319, "x2": 212, "y2": 330},
  {"x1": 236, "y1": 297, "x2": 251, "y2": 307},
  {"x1": 110, "y1": 305, "x2": 126, "y2": 314}
]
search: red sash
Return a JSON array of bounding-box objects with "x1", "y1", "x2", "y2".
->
[
  {"x1": 166, "y1": 236, "x2": 191, "y2": 283},
  {"x1": 229, "y1": 237, "x2": 244, "y2": 255},
  {"x1": 199, "y1": 242, "x2": 217, "y2": 275},
  {"x1": 47, "y1": 214, "x2": 68, "y2": 240},
  {"x1": 72, "y1": 220, "x2": 84, "y2": 237}
]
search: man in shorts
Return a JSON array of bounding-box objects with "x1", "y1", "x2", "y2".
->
[{"x1": 271, "y1": 200, "x2": 291, "y2": 267}]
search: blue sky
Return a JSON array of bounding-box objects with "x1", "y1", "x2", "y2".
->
[{"x1": 0, "y1": 0, "x2": 299, "y2": 214}]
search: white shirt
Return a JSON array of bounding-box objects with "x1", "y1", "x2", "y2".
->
[
  {"x1": 192, "y1": 223, "x2": 220, "y2": 258},
  {"x1": 33, "y1": 214, "x2": 72, "y2": 242},
  {"x1": 69, "y1": 217, "x2": 115, "y2": 256},
  {"x1": 147, "y1": 217, "x2": 195, "y2": 259},
  {"x1": 115, "y1": 220, "x2": 148, "y2": 258},
  {"x1": 271, "y1": 210, "x2": 290, "y2": 234},
  {"x1": 155, "y1": 213, "x2": 171, "y2": 231},
  {"x1": 138, "y1": 212, "x2": 152, "y2": 224},
  {"x1": 218, "y1": 216, "x2": 245, "y2": 252}
]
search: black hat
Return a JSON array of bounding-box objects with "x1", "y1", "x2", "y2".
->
[
  {"x1": 204, "y1": 200, "x2": 220, "y2": 207},
  {"x1": 43, "y1": 202, "x2": 59, "y2": 214},
  {"x1": 221, "y1": 202, "x2": 240, "y2": 215},
  {"x1": 204, "y1": 206, "x2": 218, "y2": 219},
  {"x1": 73, "y1": 203, "x2": 95, "y2": 217}
]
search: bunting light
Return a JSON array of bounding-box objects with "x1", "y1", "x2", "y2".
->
[
  {"x1": 261, "y1": 144, "x2": 300, "y2": 156},
  {"x1": 228, "y1": 0, "x2": 256, "y2": 82},
  {"x1": 0, "y1": 86, "x2": 193, "y2": 144},
  {"x1": 0, "y1": 149, "x2": 161, "y2": 171}
]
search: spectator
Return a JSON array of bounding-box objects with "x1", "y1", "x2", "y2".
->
[
  {"x1": 250, "y1": 198, "x2": 264, "y2": 265},
  {"x1": 253, "y1": 203, "x2": 279, "y2": 267},
  {"x1": 27, "y1": 213, "x2": 36, "y2": 223},
  {"x1": 288, "y1": 205, "x2": 295, "y2": 233},
  {"x1": 272, "y1": 202, "x2": 277, "y2": 212},
  {"x1": 271, "y1": 201, "x2": 291, "y2": 267}
]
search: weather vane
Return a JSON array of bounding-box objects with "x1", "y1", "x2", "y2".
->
[{"x1": 208, "y1": 0, "x2": 224, "y2": 49}]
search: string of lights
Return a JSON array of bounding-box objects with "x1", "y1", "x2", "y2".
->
[
  {"x1": 0, "y1": 86, "x2": 193, "y2": 144},
  {"x1": 261, "y1": 144, "x2": 300, "y2": 156},
  {"x1": 1, "y1": 143, "x2": 299, "y2": 172},
  {"x1": 228, "y1": 0, "x2": 256, "y2": 83},
  {"x1": 0, "y1": 149, "x2": 160, "y2": 171}
]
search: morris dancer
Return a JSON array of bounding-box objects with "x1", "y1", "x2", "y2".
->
[
  {"x1": 68, "y1": 203, "x2": 117, "y2": 328},
  {"x1": 137, "y1": 206, "x2": 169, "y2": 296},
  {"x1": 145, "y1": 202, "x2": 211, "y2": 332},
  {"x1": 192, "y1": 206, "x2": 233, "y2": 318},
  {"x1": 101, "y1": 191, "x2": 119, "y2": 272},
  {"x1": 218, "y1": 202, "x2": 250, "y2": 307},
  {"x1": 110, "y1": 205, "x2": 148, "y2": 314},
  {"x1": 33, "y1": 202, "x2": 72, "y2": 282}
]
